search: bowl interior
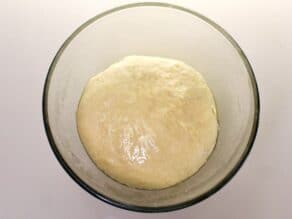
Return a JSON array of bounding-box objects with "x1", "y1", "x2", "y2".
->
[{"x1": 44, "y1": 3, "x2": 259, "y2": 211}]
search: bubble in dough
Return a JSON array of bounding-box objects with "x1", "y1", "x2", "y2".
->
[{"x1": 77, "y1": 56, "x2": 218, "y2": 189}]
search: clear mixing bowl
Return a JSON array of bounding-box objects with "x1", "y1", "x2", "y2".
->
[{"x1": 43, "y1": 2, "x2": 260, "y2": 212}]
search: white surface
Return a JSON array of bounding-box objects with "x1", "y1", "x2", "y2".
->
[{"x1": 0, "y1": 0, "x2": 291, "y2": 218}]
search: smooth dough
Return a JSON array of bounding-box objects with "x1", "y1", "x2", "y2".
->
[{"x1": 77, "y1": 56, "x2": 218, "y2": 189}]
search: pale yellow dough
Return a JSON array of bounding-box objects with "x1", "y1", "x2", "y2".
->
[{"x1": 77, "y1": 56, "x2": 218, "y2": 189}]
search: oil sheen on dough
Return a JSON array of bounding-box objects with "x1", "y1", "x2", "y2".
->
[{"x1": 77, "y1": 56, "x2": 218, "y2": 189}]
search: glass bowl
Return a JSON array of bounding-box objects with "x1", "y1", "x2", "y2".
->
[{"x1": 43, "y1": 2, "x2": 260, "y2": 212}]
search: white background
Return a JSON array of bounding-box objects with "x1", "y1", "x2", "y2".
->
[{"x1": 1, "y1": 0, "x2": 291, "y2": 218}]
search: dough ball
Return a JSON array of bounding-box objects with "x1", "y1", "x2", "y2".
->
[{"x1": 77, "y1": 56, "x2": 218, "y2": 189}]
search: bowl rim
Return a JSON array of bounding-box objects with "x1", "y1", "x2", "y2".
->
[{"x1": 42, "y1": 2, "x2": 260, "y2": 213}]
